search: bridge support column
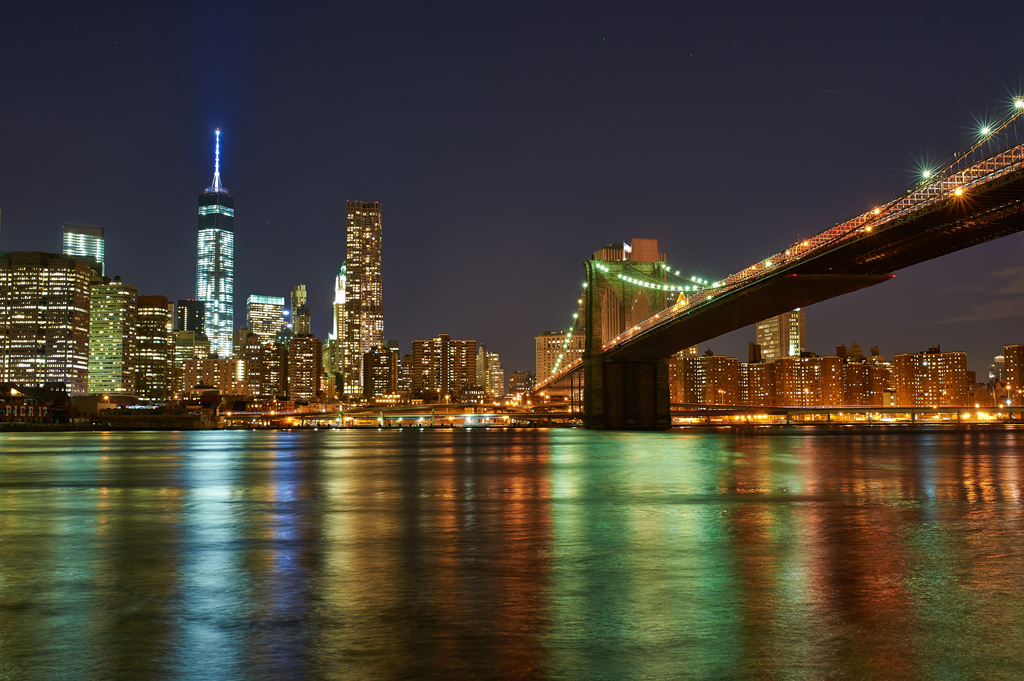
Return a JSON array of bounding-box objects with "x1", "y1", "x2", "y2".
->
[{"x1": 583, "y1": 358, "x2": 672, "y2": 430}]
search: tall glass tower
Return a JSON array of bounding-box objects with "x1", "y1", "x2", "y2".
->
[
  {"x1": 196, "y1": 128, "x2": 234, "y2": 357},
  {"x1": 62, "y1": 223, "x2": 105, "y2": 275}
]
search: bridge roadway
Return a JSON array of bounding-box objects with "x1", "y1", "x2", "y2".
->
[{"x1": 536, "y1": 139, "x2": 1024, "y2": 429}]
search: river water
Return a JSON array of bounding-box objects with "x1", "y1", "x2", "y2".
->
[{"x1": 1, "y1": 427, "x2": 1022, "y2": 680}]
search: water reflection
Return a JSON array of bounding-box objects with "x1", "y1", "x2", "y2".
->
[{"x1": 0, "y1": 428, "x2": 1023, "y2": 679}]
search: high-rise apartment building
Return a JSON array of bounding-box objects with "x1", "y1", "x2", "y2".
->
[
  {"x1": 88, "y1": 276, "x2": 138, "y2": 395},
  {"x1": 842, "y1": 361, "x2": 889, "y2": 406},
  {"x1": 535, "y1": 329, "x2": 585, "y2": 382},
  {"x1": 679, "y1": 351, "x2": 740, "y2": 404},
  {"x1": 0, "y1": 252, "x2": 91, "y2": 395},
  {"x1": 668, "y1": 345, "x2": 700, "y2": 402},
  {"x1": 246, "y1": 295, "x2": 285, "y2": 344},
  {"x1": 135, "y1": 295, "x2": 174, "y2": 402},
  {"x1": 756, "y1": 309, "x2": 805, "y2": 362},
  {"x1": 330, "y1": 262, "x2": 358, "y2": 396},
  {"x1": 288, "y1": 334, "x2": 321, "y2": 401},
  {"x1": 411, "y1": 334, "x2": 476, "y2": 400},
  {"x1": 739, "y1": 362, "x2": 775, "y2": 406},
  {"x1": 196, "y1": 129, "x2": 234, "y2": 358},
  {"x1": 291, "y1": 284, "x2": 311, "y2": 336},
  {"x1": 774, "y1": 355, "x2": 843, "y2": 406},
  {"x1": 342, "y1": 201, "x2": 384, "y2": 396},
  {"x1": 180, "y1": 356, "x2": 244, "y2": 397},
  {"x1": 1004, "y1": 345, "x2": 1024, "y2": 405},
  {"x1": 62, "y1": 224, "x2": 105, "y2": 276},
  {"x1": 894, "y1": 347, "x2": 968, "y2": 407},
  {"x1": 176, "y1": 299, "x2": 206, "y2": 338},
  {"x1": 363, "y1": 346, "x2": 398, "y2": 399}
]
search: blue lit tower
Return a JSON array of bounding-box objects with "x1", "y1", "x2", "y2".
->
[{"x1": 196, "y1": 128, "x2": 234, "y2": 357}]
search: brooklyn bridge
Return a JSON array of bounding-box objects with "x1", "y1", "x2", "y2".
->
[{"x1": 535, "y1": 102, "x2": 1024, "y2": 429}]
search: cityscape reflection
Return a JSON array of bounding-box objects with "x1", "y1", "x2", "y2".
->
[{"x1": 1, "y1": 429, "x2": 1022, "y2": 679}]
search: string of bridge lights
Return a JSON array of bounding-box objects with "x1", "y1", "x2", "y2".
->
[
  {"x1": 549, "y1": 284, "x2": 586, "y2": 375},
  {"x1": 918, "y1": 97, "x2": 1024, "y2": 183}
]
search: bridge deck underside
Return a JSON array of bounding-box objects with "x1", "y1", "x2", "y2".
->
[
  {"x1": 795, "y1": 169, "x2": 1024, "y2": 276},
  {"x1": 605, "y1": 273, "x2": 892, "y2": 361}
]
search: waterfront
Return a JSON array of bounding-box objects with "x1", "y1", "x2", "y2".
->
[{"x1": 1, "y1": 428, "x2": 1023, "y2": 680}]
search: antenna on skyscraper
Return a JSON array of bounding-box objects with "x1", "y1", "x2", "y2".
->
[{"x1": 208, "y1": 128, "x2": 226, "y2": 193}]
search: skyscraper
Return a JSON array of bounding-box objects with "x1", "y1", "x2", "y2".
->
[
  {"x1": 291, "y1": 284, "x2": 311, "y2": 335},
  {"x1": 176, "y1": 299, "x2": 206, "y2": 338},
  {"x1": 62, "y1": 224, "x2": 105, "y2": 276},
  {"x1": 246, "y1": 295, "x2": 285, "y2": 344},
  {"x1": 88, "y1": 276, "x2": 138, "y2": 395},
  {"x1": 0, "y1": 252, "x2": 91, "y2": 395},
  {"x1": 342, "y1": 201, "x2": 384, "y2": 396},
  {"x1": 755, "y1": 309, "x2": 805, "y2": 362},
  {"x1": 411, "y1": 334, "x2": 476, "y2": 401},
  {"x1": 288, "y1": 334, "x2": 322, "y2": 401},
  {"x1": 135, "y1": 295, "x2": 174, "y2": 402},
  {"x1": 196, "y1": 128, "x2": 234, "y2": 358}
]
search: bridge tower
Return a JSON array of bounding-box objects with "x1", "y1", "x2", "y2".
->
[{"x1": 582, "y1": 241, "x2": 674, "y2": 429}]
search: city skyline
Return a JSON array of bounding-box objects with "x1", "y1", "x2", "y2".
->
[{"x1": 3, "y1": 4, "x2": 1024, "y2": 376}]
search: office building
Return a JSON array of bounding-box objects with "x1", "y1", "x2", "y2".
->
[
  {"x1": 535, "y1": 329, "x2": 585, "y2": 382},
  {"x1": 176, "y1": 299, "x2": 206, "y2": 339},
  {"x1": 196, "y1": 128, "x2": 234, "y2": 357},
  {"x1": 991, "y1": 355, "x2": 1007, "y2": 384},
  {"x1": 399, "y1": 353, "x2": 414, "y2": 393},
  {"x1": 508, "y1": 371, "x2": 536, "y2": 395},
  {"x1": 411, "y1": 334, "x2": 476, "y2": 400},
  {"x1": 172, "y1": 330, "x2": 211, "y2": 394},
  {"x1": 247, "y1": 295, "x2": 285, "y2": 344},
  {"x1": 0, "y1": 252, "x2": 91, "y2": 395},
  {"x1": 88, "y1": 276, "x2": 138, "y2": 395},
  {"x1": 342, "y1": 201, "x2": 384, "y2": 396},
  {"x1": 291, "y1": 284, "x2": 311, "y2": 336},
  {"x1": 135, "y1": 295, "x2": 174, "y2": 402},
  {"x1": 756, "y1": 309, "x2": 805, "y2": 362},
  {"x1": 289, "y1": 334, "x2": 321, "y2": 401},
  {"x1": 363, "y1": 346, "x2": 398, "y2": 399},
  {"x1": 62, "y1": 224, "x2": 105, "y2": 276},
  {"x1": 476, "y1": 345, "x2": 505, "y2": 398}
]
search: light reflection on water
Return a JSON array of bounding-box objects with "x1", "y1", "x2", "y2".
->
[{"x1": 1, "y1": 428, "x2": 1023, "y2": 679}]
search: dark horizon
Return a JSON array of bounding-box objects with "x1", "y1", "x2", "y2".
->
[{"x1": 3, "y1": 1, "x2": 1024, "y2": 375}]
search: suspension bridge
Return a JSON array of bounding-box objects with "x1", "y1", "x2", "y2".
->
[{"x1": 535, "y1": 100, "x2": 1024, "y2": 429}]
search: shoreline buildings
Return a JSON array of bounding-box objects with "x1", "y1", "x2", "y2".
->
[
  {"x1": 0, "y1": 252, "x2": 92, "y2": 395},
  {"x1": 196, "y1": 129, "x2": 234, "y2": 357}
]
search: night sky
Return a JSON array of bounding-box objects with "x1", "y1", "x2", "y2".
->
[{"x1": 3, "y1": 1, "x2": 1024, "y2": 376}]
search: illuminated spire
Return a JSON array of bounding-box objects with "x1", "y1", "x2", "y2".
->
[{"x1": 208, "y1": 128, "x2": 227, "y2": 193}]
